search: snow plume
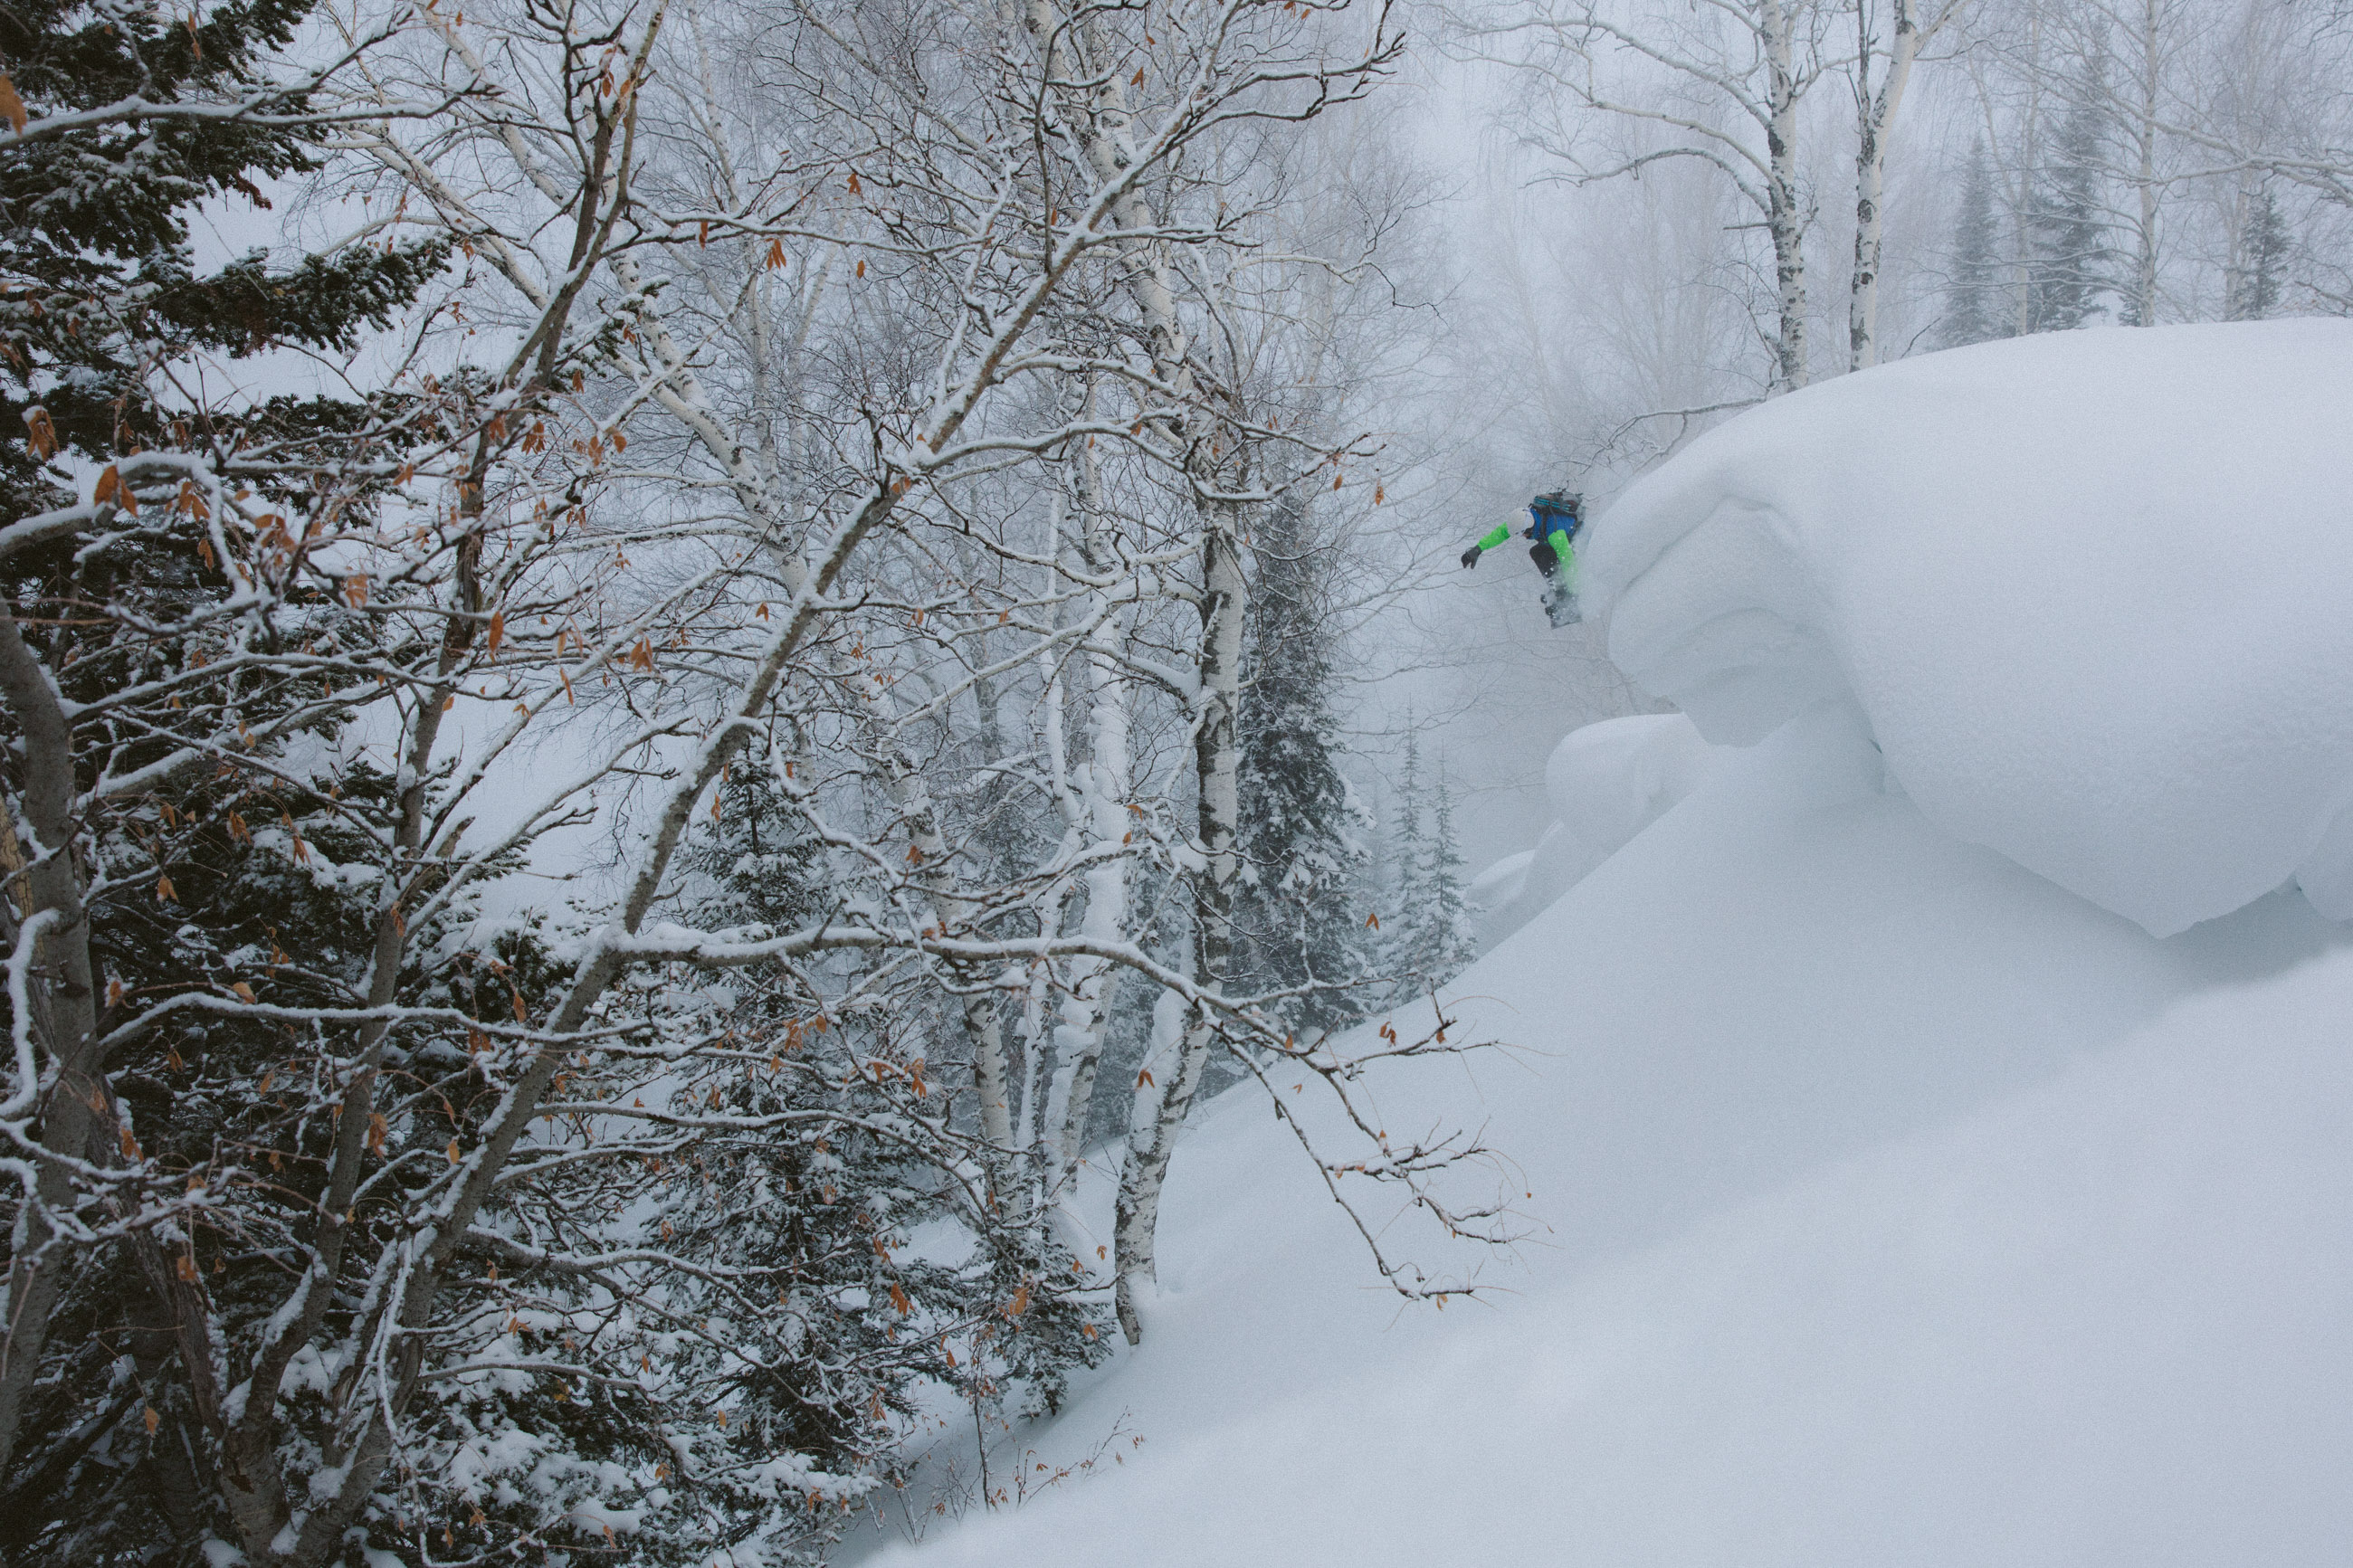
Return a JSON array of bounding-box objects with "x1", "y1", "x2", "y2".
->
[{"x1": 1587, "y1": 319, "x2": 2353, "y2": 936}]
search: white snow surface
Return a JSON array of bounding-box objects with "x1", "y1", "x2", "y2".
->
[
  {"x1": 1585, "y1": 318, "x2": 2353, "y2": 936},
  {"x1": 872, "y1": 700, "x2": 2353, "y2": 1566}
]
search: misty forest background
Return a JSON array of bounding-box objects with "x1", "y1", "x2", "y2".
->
[{"x1": 0, "y1": 0, "x2": 2345, "y2": 1563}]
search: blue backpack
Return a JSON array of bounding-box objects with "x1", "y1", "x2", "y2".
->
[{"x1": 1527, "y1": 491, "x2": 1583, "y2": 544}]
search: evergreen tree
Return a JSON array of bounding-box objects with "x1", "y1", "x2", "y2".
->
[
  {"x1": 2228, "y1": 186, "x2": 2291, "y2": 321},
  {"x1": 1418, "y1": 773, "x2": 1479, "y2": 986},
  {"x1": 0, "y1": 2, "x2": 458, "y2": 1557},
  {"x1": 0, "y1": 0, "x2": 445, "y2": 534},
  {"x1": 1232, "y1": 496, "x2": 1370, "y2": 1034},
  {"x1": 626, "y1": 747, "x2": 1107, "y2": 1561},
  {"x1": 1379, "y1": 727, "x2": 1430, "y2": 988},
  {"x1": 676, "y1": 753, "x2": 834, "y2": 933},
  {"x1": 0, "y1": 762, "x2": 561, "y2": 1564},
  {"x1": 2023, "y1": 53, "x2": 2115, "y2": 334},
  {"x1": 1369, "y1": 735, "x2": 1479, "y2": 1003},
  {"x1": 1937, "y1": 142, "x2": 2010, "y2": 349}
]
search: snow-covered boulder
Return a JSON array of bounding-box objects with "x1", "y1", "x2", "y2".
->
[
  {"x1": 1586, "y1": 319, "x2": 2353, "y2": 936},
  {"x1": 1473, "y1": 713, "x2": 1724, "y2": 945}
]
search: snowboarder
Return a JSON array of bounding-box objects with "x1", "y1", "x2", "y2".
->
[{"x1": 1461, "y1": 491, "x2": 1586, "y2": 627}]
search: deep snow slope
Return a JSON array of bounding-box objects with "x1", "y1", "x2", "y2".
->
[
  {"x1": 871, "y1": 701, "x2": 2353, "y2": 1567},
  {"x1": 1587, "y1": 319, "x2": 2353, "y2": 936}
]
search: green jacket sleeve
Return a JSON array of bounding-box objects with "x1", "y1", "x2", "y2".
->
[{"x1": 1474, "y1": 522, "x2": 1511, "y2": 551}]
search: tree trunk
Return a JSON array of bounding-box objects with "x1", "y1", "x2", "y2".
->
[
  {"x1": 1850, "y1": 0, "x2": 1925, "y2": 371},
  {"x1": 1763, "y1": 0, "x2": 1811, "y2": 390},
  {"x1": 1046, "y1": 412, "x2": 1132, "y2": 1198},
  {"x1": 2127, "y1": 0, "x2": 2162, "y2": 327},
  {"x1": 1012, "y1": 0, "x2": 1235, "y2": 1341},
  {"x1": 0, "y1": 613, "x2": 102, "y2": 1479},
  {"x1": 1114, "y1": 498, "x2": 1246, "y2": 1345}
]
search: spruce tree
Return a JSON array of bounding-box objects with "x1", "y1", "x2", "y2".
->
[
  {"x1": 2023, "y1": 54, "x2": 2115, "y2": 334},
  {"x1": 629, "y1": 746, "x2": 1106, "y2": 1562},
  {"x1": 2228, "y1": 186, "x2": 2291, "y2": 321},
  {"x1": 1937, "y1": 142, "x2": 2010, "y2": 349},
  {"x1": 1231, "y1": 496, "x2": 1369, "y2": 1035},
  {"x1": 1419, "y1": 772, "x2": 1478, "y2": 986},
  {"x1": 1380, "y1": 727, "x2": 1429, "y2": 990},
  {"x1": 0, "y1": 0, "x2": 445, "y2": 533},
  {"x1": 0, "y1": 1, "x2": 454, "y2": 1556},
  {"x1": 1369, "y1": 736, "x2": 1479, "y2": 1003}
]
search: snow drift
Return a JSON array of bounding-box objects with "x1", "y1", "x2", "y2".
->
[
  {"x1": 1586, "y1": 318, "x2": 2353, "y2": 936},
  {"x1": 870, "y1": 700, "x2": 2353, "y2": 1568},
  {"x1": 1472, "y1": 713, "x2": 1723, "y2": 945}
]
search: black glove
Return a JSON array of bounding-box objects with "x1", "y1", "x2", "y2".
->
[{"x1": 1460, "y1": 546, "x2": 1481, "y2": 569}]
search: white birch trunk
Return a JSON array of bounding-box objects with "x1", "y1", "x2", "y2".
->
[
  {"x1": 2127, "y1": 0, "x2": 2162, "y2": 327},
  {"x1": 1849, "y1": 0, "x2": 1928, "y2": 370},
  {"x1": 1114, "y1": 497, "x2": 1246, "y2": 1345},
  {"x1": 881, "y1": 739, "x2": 1020, "y2": 1158},
  {"x1": 1012, "y1": 0, "x2": 1239, "y2": 1338},
  {"x1": 1763, "y1": 0, "x2": 1812, "y2": 390},
  {"x1": 1043, "y1": 426, "x2": 1133, "y2": 1199}
]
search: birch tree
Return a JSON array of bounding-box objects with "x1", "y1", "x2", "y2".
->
[
  {"x1": 1455, "y1": 0, "x2": 1837, "y2": 393},
  {"x1": 1, "y1": 0, "x2": 1532, "y2": 1554},
  {"x1": 1846, "y1": 0, "x2": 1967, "y2": 366}
]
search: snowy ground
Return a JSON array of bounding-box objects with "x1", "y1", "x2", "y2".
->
[{"x1": 862, "y1": 322, "x2": 2353, "y2": 1566}]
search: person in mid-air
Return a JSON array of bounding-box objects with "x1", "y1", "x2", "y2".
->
[{"x1": 1461, "y1": 490, "x2": 1585, "y2": 626}]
